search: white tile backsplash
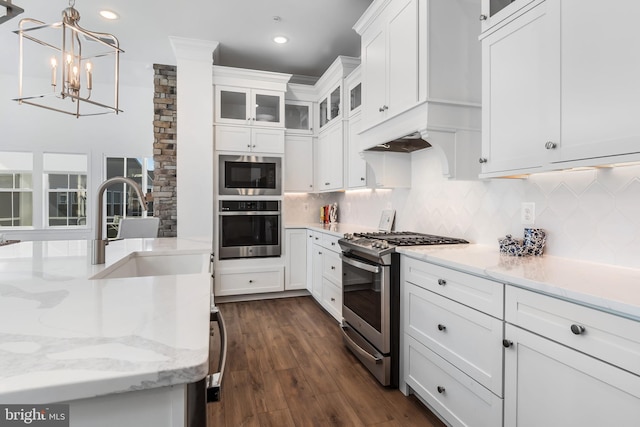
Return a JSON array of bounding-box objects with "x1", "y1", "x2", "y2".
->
[{"x1": 285, "y1": 150, "x2": 640, "y2": 268}]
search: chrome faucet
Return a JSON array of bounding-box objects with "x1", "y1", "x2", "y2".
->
[{"x1": 92, "y1": 176, "x2": 148, "y2": 265}]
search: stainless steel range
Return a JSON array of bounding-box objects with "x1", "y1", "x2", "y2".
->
[{"x1": 339, "y1": 231, "x2": 468, "y2": 387}]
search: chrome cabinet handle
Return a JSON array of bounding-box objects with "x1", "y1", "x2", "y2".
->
[
  {"x1": 437, "y1": 386, "x2": 446, "y2": 394},
  {"x1": 502, "y1": 339, "x2": 513, "y2": 348},
  {"x1": 437, "y1": 324, "x2": 446, "y2": 331},
  {"x1": 479, "y1": 157, "x2": 488, "y2": 164},
  {"x1": 437, "y1": 278, "x2": 447, "y2": 286},
  {"x1": 545, "y1": 141, "x2": 557, "y2": 149},
  {"x1": 570, "y1": 324, "x2": 586, "y2": 335},
  {"x1": 479, "y1": 14, "x2": 487, "y2": 21},
  {"x1": 207, "y1": 308, "x2": 227, "y2": 402}
]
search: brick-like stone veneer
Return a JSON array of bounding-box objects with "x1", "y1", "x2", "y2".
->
[{"x1": 153, "y1": 64, "x2": 177, "y2": 237}]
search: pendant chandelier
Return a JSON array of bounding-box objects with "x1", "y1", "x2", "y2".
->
[{"x1": 13, "y1": 0, "x2": 123, "y2": 117}]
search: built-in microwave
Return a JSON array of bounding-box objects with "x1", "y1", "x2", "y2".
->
[{"x1": 218, "y1": 155, "x2": 282, "y2": 196}]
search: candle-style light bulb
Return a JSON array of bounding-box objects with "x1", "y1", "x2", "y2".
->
[
  {"x1": 65, "y1": 54, "x2": 72, "y2": 84},
  {"x1": 50, "y1": 57, "x2": 57, "y2": 87},
  {"x1": 85, "y1": 62, "x2": 93, "y2": 90}
]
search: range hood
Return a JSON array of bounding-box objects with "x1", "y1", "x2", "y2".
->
[{"x1": 366, "y1": 132, "x2": 432, "y2": 153}]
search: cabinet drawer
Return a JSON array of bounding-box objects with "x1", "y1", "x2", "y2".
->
[
  {"x1": 322, "y1": 278, "x2": 342, "y2": 322},
  {"x1": 403, "y1": 257, "x2": 504, "y2": 318},
  {"x1": 311, "y1": 231, "x2": 323, "y2": 245},
  {"x1": 405, "y1": 282, "x2": 504, "y2": 396},
  {"x1": 405, "y1": 334, "x2": 503, "y2": 427},
  {"x1": 216, "y1": 267, "x2": 284, "y2": 296},
  {"x1": 322, "y1": 249, "x2": 342, "y2": 284},
  {"x1": 321, "y1": 233, "x2": 341, "y2": 251},
  {"x1": 505, "y1": 286, "x2": 640, "y2": 376}
]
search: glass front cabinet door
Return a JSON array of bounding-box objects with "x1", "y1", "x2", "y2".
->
[
  {"x1": 319, "y1": 85, "x2": 341, "y2": 130},
  {"x1": 215, "y1": 86, "x2": 284, "y2": 128},
  {"x1": 285, "y1": 101, "x2": 313, "y2": 134}
]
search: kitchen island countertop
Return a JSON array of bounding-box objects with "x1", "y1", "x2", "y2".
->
[
  {"x1": 398, "y1": 244, "x2": 640, "y2": 322},
  {"x1": 0, "y1": 237, "x2": 212, "y2": 404}
]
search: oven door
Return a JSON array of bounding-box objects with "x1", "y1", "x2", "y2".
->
[
  {"x1": 218, "y1": 211, "x2": 281, "y2": 259},
  {"x1": 341, "y1": 252, "x2": 390, "y2": 354},
  {"x1": 219, "y1": 155, "x2": 282, "y2": 196}
]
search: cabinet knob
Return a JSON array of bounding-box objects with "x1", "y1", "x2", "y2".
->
[
  {"x1": 479, "y1": 14, "x2": 487, "y2": 21},
  {"x1": 318, "y1": 251, "x2": 322, "y2": 255},
  {"x1": 437, "y1": 324, "x2": 446, "y2": 331},
  {"x1": 478, "y1": 157, "x2": 488, "y2": 164},
  {"x1": 247, "y1": 144, "x2": 251, "y2": 148},
  {"x1": 437, "y1": 278, "x2": 447, "y2": 286},
  {"x1": 545, "y1": 141, "x2": 557, "y2": 150},
  {"x1": 330, "y1": 297, "x2": 336, "y2": 302},
  {"x1": 252, "y1": 145, "x2": 256, "y2": 148},
  {"x1": 331, "y1": 242, "x2": 336, "y2": 246},
  {"x1": 378, "y1": 105, "x2": 389, "y2": 112},
  {"x1": 437, "y1": 386, "x2": 446, "y2": 394},
  {"x1": 502, "y1": 339, "x2": 513, "y2": 348},
  {"x1": 570, "y1": 324, "x2": 586, "y2": 335},
  {"x1": 309, "y1": 184, "x2": 313, "y2": 188},
  {"x1": 360, "y1": 177, "x2": 365, "y2": 181},
  {"x1": 249, "y1": 280, "x2": 253, "y2": 283},
  {"x1": 331, "y1": 266, "x2": 336, "y2": 270},
  {"x1": 325, "y1": 182, "x2": 330, "y2": 186}
]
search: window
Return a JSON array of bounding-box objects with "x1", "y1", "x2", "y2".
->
[
  {"x1": 106, "y1": 157, "x2": 154, "y2": 238},
  {"x1": 0, "y1": 152, "x2": 33, "y2": 228},
  {"x1": 44, "y1": 153, "x2": 88, "y2": 227}
]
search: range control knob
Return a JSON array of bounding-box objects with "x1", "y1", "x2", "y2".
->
[
  {"x1": 381, "y1": 240, "x2": 389, "y2": 249},
  {"x1": 343, "y1": 233, "x2": 353, "y2": 240}
]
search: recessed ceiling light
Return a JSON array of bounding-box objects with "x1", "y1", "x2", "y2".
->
[
  {"x1": 99, "y1": 10, "x2": 119, "y2": 20},
  {"x1": 273, "y1": 36, "x2": 288, "y2": 44}
]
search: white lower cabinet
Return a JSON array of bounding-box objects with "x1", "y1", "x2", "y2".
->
[
  {"x1": 216, "y1": 266, "x2": 284, "y2": 296},
  {"x1": 285, "y1": 228, "x2": 307, "y2": 290},
  {"x1": 504, "y1": 285, "x2": 640, "y2": 427},
  {"x1": 405, "y1": 334, "x2": 503, "y2": 427},
  {"x1": 503, "y1": 324, "x2": 640, "y2": 427},
  {"x1": 401, "y1": 256, "x2": 504, "y2": 427},
  {"x1": 310, "y1": 230, "x2": 342, "y2": 322}
]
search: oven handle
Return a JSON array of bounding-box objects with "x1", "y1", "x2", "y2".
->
[
  {"x1": 340, "y1": 253, "x2": 381, "y2": 274},
  {"x1": 206, "y1": 307, "x2": 227, "y2": 402},
  {"x1": 341, "y1": 324, "x2": 383, "y2": 364},
  {"x1": 218, "y1": 211, "x2": 281, "y2": 216}
]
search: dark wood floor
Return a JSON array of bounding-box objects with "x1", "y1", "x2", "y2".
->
[{"x1": 207, "y1": 296, "x2": 445, "y2": 427}]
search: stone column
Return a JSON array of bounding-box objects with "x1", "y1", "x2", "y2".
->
[{"x1": 152, "y1": 64, "x2": 177, "y2": 237}]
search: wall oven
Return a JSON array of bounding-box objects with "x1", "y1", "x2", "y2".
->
[
  {"x1": 219, "y1": 155, "x2": 282, "y2": 196},
  {"x1": 218, "y1": 200, "x2": 281, "y2": 259}
]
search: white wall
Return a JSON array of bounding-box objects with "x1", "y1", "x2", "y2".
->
[
  {"x1": 285, "y1": 149, "x2": 640, "y2": 269},
  {"x1": 0, "y1": 68, "x2": 154, "y2": 241}
]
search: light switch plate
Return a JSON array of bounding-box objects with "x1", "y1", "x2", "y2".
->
[{"x1": 378, "y1": 209, "x2": 396, "y2": 232}]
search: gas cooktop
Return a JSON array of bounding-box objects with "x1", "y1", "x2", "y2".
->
[
  {"x1": 340, "y1": 231, "x2": 469, "y2": 261},
  {"x1": 352, "y1": 231, "x2": 469, "y2": 246}
]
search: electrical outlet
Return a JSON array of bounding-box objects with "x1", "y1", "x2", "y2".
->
[
  {"x1": 303, "y1": 203, "x2": 309, "y2": 212},
  {"x1": 521, "y1": 202, "x2": 535, "y2": 225}
]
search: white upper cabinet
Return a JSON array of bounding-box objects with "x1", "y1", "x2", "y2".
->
[
  {"x1": 480, "y1": 0, "x2": 537, "y2": 33},
  {"x1": 284, "y1": 100, "x2": 313, "y2": 134},
  {"x1": 315, "y1": 122, "x2": 344, "y2": 192},
  {"x1": 480, "y1": 0, "x2": 640, "y2": 177},
  {"x1": 284, "y1": 135, "x2": 314, "y2": 192},
  {"x1": 215, "y1": 86, "x2": 285, "y2": 128},
  {"x1": 556, "y1": 0, "x2": 640, "y2": 165},
  {"x1": 215, "y1": 125, "x2": 285, "y2": 154},
  {"x1": 318, "y1": 85, "x2": 342, "y2": 131},
  {"x1": 212, "y1": 66, "x2": 291, "y2": 129},
  {"x1": 480, "y1": 0, "x2": 559, "y2": 176},
  {"x1": 359, "y1": 0, "x2": 420, "y2": 130}
]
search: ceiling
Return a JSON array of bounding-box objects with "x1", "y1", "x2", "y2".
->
[{"x1": 0, "y1": 0, "x2": 373, "y2": 85}]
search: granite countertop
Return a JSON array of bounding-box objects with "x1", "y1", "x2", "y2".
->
[
  {"x1": 0, "y1": 237, "x2": 212, "y2": 404},
  {"x1": 398, "y1": 244, "x2": 640, "y2": 322}
]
